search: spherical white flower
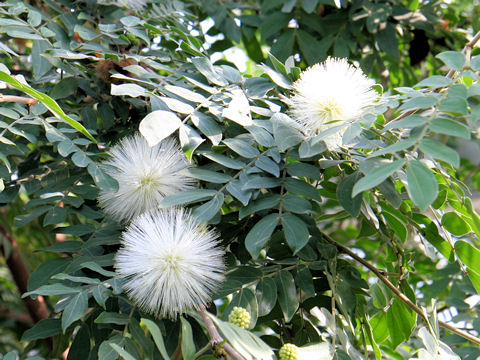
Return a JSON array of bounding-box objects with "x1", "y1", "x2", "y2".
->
[
  {"x1": 115, "y1": 208, "x2": 225, "y2": 318},
  {"x1": 98, "y1": 134, "x2": 194, "y2": 223},
  {"x1": 290, "y1": 57, "x2": 378, "y2": 149}
]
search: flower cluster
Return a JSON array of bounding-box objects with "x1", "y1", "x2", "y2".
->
[
  {"x1": 290, "y1": 57, "x2": 378, "y2": 150},
  {"x1": 279, "y1": 343, "x2": 299, "y2": 360},
  {"x1": 98, "y1": 134, "x2": 193, "y2": 223},
  {"x1": 115, "y1": 208, "x2": 225, "y2": 318},
  {"x1": 101, "y1": 133, "x2": 225, "y2": 319},
  {"x1": 228, "y1": 306, "x2": 251, "y2": 329}
]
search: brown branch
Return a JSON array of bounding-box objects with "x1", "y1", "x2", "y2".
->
[
  {"x1": 0, "y1": 93, "x2": 38, "y2": 106},
  {"x1": 321, "y1": 233, "x2": 480, "y2": 346},
  {"x1": 198, "y1": 306, "x2": 245, "y2": 360},
  {"x1": 0, "y1": 225, "x2": 50, "y2": 323}
]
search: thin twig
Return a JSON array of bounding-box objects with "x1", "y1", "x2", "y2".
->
[
  {"x1": 321, "y1": 233, "x2": 480, "y2": 346},
  {"x1": 0, "y1": 93, "x2": 38, "y2": 106},
  {"x1": 198, "y1": 306, "x2": 245, "y2": 360}
]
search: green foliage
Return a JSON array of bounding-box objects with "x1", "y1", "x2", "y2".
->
[{"x1": 0, "y1": 0, "x2": 479, "y2": 359}]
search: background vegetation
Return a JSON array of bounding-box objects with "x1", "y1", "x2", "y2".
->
[{"x1": 1, "y1": 0, "x2": 480, "y2": 359}]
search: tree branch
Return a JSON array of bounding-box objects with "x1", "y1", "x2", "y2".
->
[
  {"x1": 321, "y1": 233, "x2": 480, "y2": 346},
  {"x1": 198, "y1": 306, "x2": 245, "y2": 360},
  {"x1": 0, "y1": 93, "x2": 38, "y2": 106},
  {"x1": 0, "y1": 225, "x2": 50, "y2": 323}
]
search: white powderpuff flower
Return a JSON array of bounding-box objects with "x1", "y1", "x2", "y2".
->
[
  {"x1": 115, "y1": 208, "x2": 225, "y2": 318},
  {"x1": 98, "y1": 134, "x2": 194, "y2": 223},
  {"x1": 290, "y1": 57, "x2": 378, "y2": 150}
]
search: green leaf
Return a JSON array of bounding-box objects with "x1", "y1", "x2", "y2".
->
[
  {"x1": 95, "y1": 312, "x2": 130, "y2": 325},
  {"x1": 384, "y1": 114, "x2": 429, "y2": 130},
  {"x1": 337, "y1": 172, "x2": 363, "y2": 217},
  {"x1": 284, "y1": 178, "x2": 321, "y2": 201},
  {"x1": 180, "y1": 318, "x2": 195, "y2": 360},
  {"x1": 429, "y1": 117, "x2": 470, "y2": 139},
  {"x1": 223, "y1": 138, "x2": 260, "y2": 158},
  {"x1": 23, "y1": 284, "x2": 81, "y2": 298},
  {"x1": 294, "y1": 265, "x2": 315, "y2": 299},
  {"x1": 191, "y1": 112, "x2": 222, "y2": 145},
  {"x1": 188, "y1": 168, "x2": 232, "y2": 183},
  {"x1": 455, "y1": 241, "x2": 480, "y2": 275},
  {"x1": 0, "y1": 71, "x2": 95, "y2": 142},
  {"x1": 242, "y1": 176, "x2": 281, "y2": 190},
  {"x1": 32, "y1": 40, "x2": 52, "y2": 78},
  {"x1": 21, "y1": 319, "x2": 62, "y2": 341},
  {"x1": 192, "y1": 193, "x2": 224, "y2": 223},
  {"x1": 67, "y1": 324, "x2": 90, "y2": 360},
  {"x1": 275, "y1": 270, "x2": 299, "y2": 322},
  {"x1": 110, "y1": 344, "x2": 136, "y2": 360},
  {"x1": 98, "y1": 336, "x2": 124, "y2": 360},
  {"x1": 160, "y1": 189, "x2": 217, "y2": 207},
  {"x1": 227, "y1": 180, "x2": 252, "y2": 206},
  {"x1": 255, "y1": 156, "x2": 280, "y2": 177},
  {"x1": 370, "y1": 138, "x2": 416, "y2": 157},
  {"x1": 111, "y1": 83, "x2": 147, "y2": 98},
  {"x1": 370, "y1": 311, "x2": 389, "y2": 343},
  {"x1": 386, "y1": 298, "x2": 416, "y2": 349},
  {"x1": 415, "y1": 214, "x2": 454, "y2": 262},
  {"x1": 256, "y1": 277, "x2": 277, "y2": 317},
  {"x1": 352, "y1": 160, "x2": 406, "y2": 197},
  {"x1": 377, "y1": 23, "x2": 399, "y2": 58},
  {"x1": 298, "y1": 139, "x2": 327, "y2": 158},
  {"x1": 271, "y1": 113, "x2": 303, "y2": 151},
  {"x1": 210, "y1": 314, "x2": 275, "y2": 360},
  {"x1": 43, "y1": 206, "x2": 67, "y2": 226},
  {"x1": 200, "y1": 151, "x2": 245, "y2": 169},
  {"x1": 282, "y1": 195, "x2": 312, "y2": 214},
  {"x1": 239, "y1": 194, "x2": 281, "y2": 219},
  {"x1": 436, "y1": 51, "x2": 466, "y2": 70},
  {"x1": 93, "y1": 284, "x2": 111, "y2": 309},
  {"x1": 142, "y1": 318, "x2": 170, "y2": 360},
  {"x1": 129, "y1": 318, "x2": 154, "y2": 358},
  {"x1": 438, "y1": 96, "x2": 468, "y2": 115},
  {"x1": 406, "y1": 160, "x2": 438, "y2": 212},
  {"x1": 223, "y1": 89, "x2": 252, "y2": 126},
  {"x1": 28, "y1": 257, "x2": 70, "y2": 291},
  {"x1": 87, "y1": 163, "x2": 119, "y2": 193},
  {"x1": 179, "y1": 124, "x2": 205, "y2": 160},
  {"x1": 282, "y1": 213, "x2": 309, "y2": 254},
  {"x1": 383, "y1": 211, "x2": 407, "y2": 242},
  {"x1": 14, "y1": 205, "x2": 51, "y2": 227},
  {"x1": 442, "y1": 212, "x2": 471, "y2": 236},
  {"x1": 191, "y1": 57, "x2": 227, "y2": 86},
  {"x1": 415, "y1": 75, "x2": 452, "y2": 88},
  {"x1": 43, "y1": 241, "x2": 82, "y2": 253},
  {"x1": 62, "y1": 291, "x2": 88, "y2": 332},
  {"x1": 245, "y1": 213, "x2": 279, "y2": 259},
  {"x1": 52, "y1": 273, "x2": 100, "y2": 285},
  {"x1": 398, "y1": 95, "x2": 437, "y2": 111},
  {"x1": 258, "y1": 64, "x2": 292, "y2": 89},
  {"x1": 286, "y1": 162, "x2": 321, "y2": 180},
  {"x1": 228, "y1": 266, "x2": 263, "y2": 285},
  {"x1": 378, "y1": 178, "x2": 402, "y2": 209},
  {"x1": 139, "y1": 110, "x2": 183, "y2": 146},
  {"x1": 419, "y1": 139, "x2": 460, "y2": 167}
]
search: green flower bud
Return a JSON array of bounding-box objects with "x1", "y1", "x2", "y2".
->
[
  {"x1": 228, "y1": 306, "x2": 251, "y2": 329},
  {"x1": 279, "y1": 343, "x2": 299, "y2": 360}
]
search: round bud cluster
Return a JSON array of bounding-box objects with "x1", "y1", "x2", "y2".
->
[
  {"x1": 228, "y1": 306, "x2": 251, "y2": 329},
  {"x1": 279, "y1": 343, "x2": 299, "y2": 360}
]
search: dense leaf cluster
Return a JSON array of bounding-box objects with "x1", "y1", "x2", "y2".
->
[{"x1": 0, "y1": 1, "x2": 480, "y2": 360}]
